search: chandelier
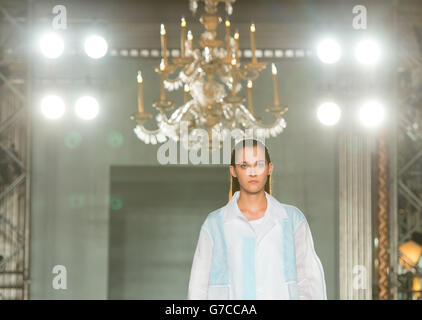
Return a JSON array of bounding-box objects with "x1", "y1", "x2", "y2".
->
[{"x1": 130, "y1": 0, "x2": 288, "y2": 150}]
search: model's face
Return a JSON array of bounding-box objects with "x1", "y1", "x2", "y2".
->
[{"x1": 230, "y1": 146, "x2": 273, "y2": 194}]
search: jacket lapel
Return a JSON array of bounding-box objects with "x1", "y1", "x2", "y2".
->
[{"x1": 256, "y1": 194, "x2": 288, "y2": 245}]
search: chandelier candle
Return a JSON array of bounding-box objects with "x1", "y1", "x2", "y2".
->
[
  {"x1": 160, "y1": 59, "x2": 166, "y2": 101},
  {"x1": 160, "y1": 24, "x2": 168, "y2": 66},
  {"x1": 131, "y1": 0, "x2": 289, "y2": 149},
  {"x1": 184, "y1": 84, "x2": 190, "y2": 103},
  {"x1": 247, "y1": 80, "x2": 253, "y2": 114},
  {"x1": 187, "y1": 30, "x2": 193, "y2": 53},
  {"x1": 137, "y1": 71, "x2": 144, "y2": 113},
  {"x1": 225, "y1": 19, "x2": 231, "y2": 58},
  {"x1": 271, "y1": 63, "x2": 279, "y2": 106},
  {"x1": 250, "y1": 23, "x2": 257, "y2": 64},
  {"x1": 234, "y1": 31, "x2": 239, "y2": 62},
  {"x1": 181, "y1": 17, "x2": 186, "y2": 58},
  {"x1": 231, "y1": 58, "x2": 237, "y2": 96}
]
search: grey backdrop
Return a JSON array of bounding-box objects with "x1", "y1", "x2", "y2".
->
[{"x1": 108, "y1": 166, "x2": 228, "y2": 299}]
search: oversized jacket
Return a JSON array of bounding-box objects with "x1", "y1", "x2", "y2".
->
[{"x1": 187, "y1": 191, "x2": 327, "y2": 299}]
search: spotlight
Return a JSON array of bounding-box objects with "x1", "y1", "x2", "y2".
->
[
  {"x1": 41, "y1": 95, "x2": 65, "y2": 119},
  {"x1": 412, "y1": 276, "x2": 421, "y2": 299},
  {"x1": 399, "y1": 232, "x2": 422, "y2": 269},
  {"x1": 355, "y1": 39, "x2": 381, "y2": 65},
  {"x1": 39, "y1": 32, "x2": 64, "y2": 59},
  {"x1": 75, "y1": 96, "x2": 99, "y2": 120},
  {"x1": 317, "y1": 102, "x2": 341, "y2": 126},
  {"x1": 84, "y1": 35, "x2": 108, "y2": 59},
  {"x1": 359, "y1": 100, "x2": 385, "y2": 127},
  {"x1": 316, "y1": 38, "x2": 341, "y2": 64}
]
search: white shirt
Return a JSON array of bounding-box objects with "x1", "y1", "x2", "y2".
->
[
  {"x1": 249, "y1": 215, "x2": 266, "y2": 234},
  {"x1": 187, "y1": 191, "x2": 327, "y2": 300}
]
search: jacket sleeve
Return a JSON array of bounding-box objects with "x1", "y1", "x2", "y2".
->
[
  {"x1": 187, "y1": 226, "x2": 213, "y2": 299},
  {"x1": 294, "y1": 218, "x2": 327, "y2": 299}
]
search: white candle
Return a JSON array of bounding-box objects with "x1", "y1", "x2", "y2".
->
[
  {"x1": 187, "y1": 30, "x2": 193, "y2": 52},
  {"x1": 234, "y1": 31, "x2": 239, "y2": 62},
  {"x1": 160, "y1": 24, "x2": 167, "y2": 66},
  {"x1": 160, "y1": 59, "x2": 166, "y2": 101},
  {"x1": 250, "y1": 23, "x2": 256, "y2": 63},
  {"x1": 225, "y1": 19, "x2": 231, "y2": 58},
  {"x1": 247, "y1": 80, "x2": 253, "y2": 113},
  {"x1": 271, "y1": 63, "x2": 279, "y2": 106},
  {"x1": 181, "y1": 17, "x2": 186, "y2": 58},
  {"x1": 137, "y1": 71, "x2": 144, "y2": 113},
  {"x1": 231, "y1": 57, "x2": 237, "y2": 97}
]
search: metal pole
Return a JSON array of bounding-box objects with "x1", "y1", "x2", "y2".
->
[{"x1": 23, "y1": 0, "x2": 34, "y2": 300}]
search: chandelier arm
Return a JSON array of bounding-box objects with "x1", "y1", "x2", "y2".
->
[
  {"x1": 180, "y1": 49, "x2": 202, "y2": 77},
  {"x1": 135, "y1": 124, "x2": 163, "y2": 135},
  {"x1": 238, "y1": 69, "x2": 261, "y2": 81},
  {"x1": 163, "y1": 74, "x2": 183, "y2": 84},
  {"x1": 182, "y1": 60, "x2": 201, "y2": 77},
  {"x1": 173, "y1": 101, "x2": 197, "y2": 123},
  {"x1": 156, "y1": 100, "x2": 196, "y2": 126},
  {"x1": 165, "y1": 63, "x2": 203, "y2": 85},
  {"x1": 237, "y1": 62, "x2": 267, "y2": 81},
  {"x1": 133, "y1": 124, "x2": 169, "y2": 144},
  {"x1": 220, "y1": 77, "x2": 233, "y2": 90},
  {"x1": 163, "y1": 72, "x2": 184, "y2": 91},
  {"x1": 237, "y1": 104, "x2": 286, "y2": 129},
  {"x1": 250, "y1": 115, "x2": 285, "y2": 129},
  {"x1": 155, "y1": 110, "x2": 177, "y2": 127},
  {"x1": 236, "y1": 104, "x2": 260, "y2": 122},
  {"x1": 216, "y1": 64, "x2": 231, "y2": 83}
]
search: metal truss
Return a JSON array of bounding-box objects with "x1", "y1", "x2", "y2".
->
[
  {"x1": 0, "y1": 0, "x2": 30, "y2": 300},
  {"x1": 391, "y1": 0, "x2": 422, "y2": 300}
]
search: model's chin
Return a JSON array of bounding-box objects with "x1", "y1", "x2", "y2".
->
[{"x1": 241, "y1": 184, "x2": 265, "y2": 194}]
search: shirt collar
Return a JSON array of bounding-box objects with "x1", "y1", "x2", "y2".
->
[{"x1": 223, "y1": 191, "x2": 288, "y2": 223}]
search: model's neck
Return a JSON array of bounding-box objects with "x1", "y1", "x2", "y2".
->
[{"x1": 237, "y1": 189, "x2": 267, "y2": 212}]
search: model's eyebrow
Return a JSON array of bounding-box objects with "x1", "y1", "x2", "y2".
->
[{"x1": 237, "y1": 160, "x2": 265, "y2": 165}]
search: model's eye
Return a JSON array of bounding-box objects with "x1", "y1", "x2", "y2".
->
[
  {"x1": 240, "y1": 164, "x2": 247, "y2": 169},
  {"x1": 257, "y1": 162, "x2": 265, "y2": 167}
]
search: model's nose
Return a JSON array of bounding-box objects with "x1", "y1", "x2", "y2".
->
[{"x1": 247, "y1": 167, "x2": 257, "y2": 176}]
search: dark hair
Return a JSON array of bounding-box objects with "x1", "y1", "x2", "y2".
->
[{"x1": 229, "y1": 139, "x2": 272, "y2": 199}]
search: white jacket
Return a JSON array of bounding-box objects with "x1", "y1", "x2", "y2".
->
[{"x1": 187, "y1": 191, "x2": 327, "y2": 300}]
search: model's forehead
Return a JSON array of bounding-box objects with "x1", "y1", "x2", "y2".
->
[{"x1": 235, "y1": 146, "x2": 265, "y2": 162}]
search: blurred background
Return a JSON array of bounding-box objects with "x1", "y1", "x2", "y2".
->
[{"x1": 0, "y1": 0, "x2": 421, "y2": 300}]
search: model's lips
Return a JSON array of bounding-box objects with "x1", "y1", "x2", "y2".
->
[{"x1": 248, "y1": 180, "x2": 259, "y2": 184}]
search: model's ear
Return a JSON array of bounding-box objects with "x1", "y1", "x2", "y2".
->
[
  {"x1": 229, "y1": 165, "x2": 237, "y2": 178},
  {"x1": 268, "y1": 161, "x2": 274, "y2": 176}
]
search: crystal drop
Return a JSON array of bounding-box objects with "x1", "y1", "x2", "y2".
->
[
  {"x1": 190, "y1": 0, "x2": 198, "y2": 13},
  {"x1": 150, "y1": 135, "x2": 157, "y2": 145}
]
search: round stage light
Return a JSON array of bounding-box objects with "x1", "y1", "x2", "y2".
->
[
  {"x1": 41, "y1": 95, "x2": 65, "y2": 119},
  {"x1": 316, "y1": 38, "x2": 342, "y2": 64},
  {"x1": 355, "y1": 39, "x2": 381, "y2": 65},
  {"x1": 39, "y1": 32, "x2": 64, "y2": 59},
  {"x1": 359, "y1": 100, "x2": 385, "y2": 127},
  {"x1": 75, "y1": 96, "x2": 99, "y2": 120},
  {"x1": 317, "y1": 102, "x2": 341, "y2": 126},
  {"x1": 84, "y1": 35, "x2": 108, "y2": 59}
]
